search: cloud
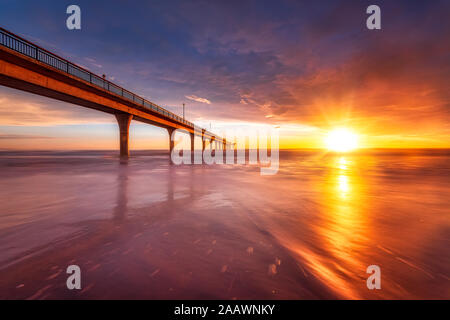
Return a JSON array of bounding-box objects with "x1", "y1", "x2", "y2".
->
[
  {"x1": 84, "y1": 57, "x2": 103, "y2": 69},
  {"x1": 0, "y1": 134, "x2": 53, "y2": 140},
  {"x1": 185, "y1": 95, "x2": 211, "y2": 104},
  {"x1": 0, "y1": 87, "x2": 113, "y2": 126}
]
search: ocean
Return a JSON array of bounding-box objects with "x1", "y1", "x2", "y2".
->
[{"x1": 0, "y1": 149, "x2": 448, "y2": 299}]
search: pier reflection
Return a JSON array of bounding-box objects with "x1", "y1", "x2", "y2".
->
[{"x1": 114, "y1": 163, "x2": 129, "y2": 222}]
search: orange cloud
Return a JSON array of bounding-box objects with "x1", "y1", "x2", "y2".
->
[
  {"x1": 0, "y1": 89, "x2": 113, "y2": 126},
  {"x1": 185, "y1": 95, "x2": 211, "y2": 104}
]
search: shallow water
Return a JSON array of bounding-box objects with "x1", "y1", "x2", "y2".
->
[{"x1": 0, "y1": 150, "x2": 448, "y2": 299}]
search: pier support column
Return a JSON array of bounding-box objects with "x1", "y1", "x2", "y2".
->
[
  {"x1": 190, "y1": 132, "x2": 195, "y2": 164},
  {"x1": 211, "y1": 137, "x2": 215, "y2": 154},
  {"x1": 201, "y1": 130, "x2": 206, "y2": 164},
  {"x1": 167, "y1": 127, "x2": 175, "y2": 163},
  {"x1": 201, "y1": 130, "x2": 206, "y2": 151},
  {"x1": 223, "y1": 139, "x2": 227, "y2": 163},
  {"x1": 257, "y1": 136, "x2": 260, "y2": 163},
  {"x1": 115, "y1": 113, "x2": 133, "y2": 159},
  {"x1": 245, "y1": 138, "x2": 249, "y2": 164}
]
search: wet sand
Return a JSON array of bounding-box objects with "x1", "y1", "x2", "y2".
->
[{"x1": 0, "y1": 150, "x2": 448, "y2": 299}]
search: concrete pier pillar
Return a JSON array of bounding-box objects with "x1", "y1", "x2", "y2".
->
[
  {"x1": 201, "y1": 130, "x2": 206, "y2": 152},
  {"x1": 211, "y1": 137, "x2": 215, "y2": 154},
  {"x1": 245, "y1": 138, "x2": 249, "y2": 163},
  {"x1": 167, "y1": 127, "x2": 175, "y2": 163},
  {"x1": 201, "y1": 130, "x2": 206, "y2": 164},
  {"x1": 223, "y1": 139, "x2": 227, "y2": 163},
  {"x1": 257, "y1": 136, "x2": 260, "y2": 162},
  {"x1": 190, "y1": 132, "x2": 195, "y2": 164},
  {"x1": 115, "y1": 113, "x2": 133, "y2": 159}
]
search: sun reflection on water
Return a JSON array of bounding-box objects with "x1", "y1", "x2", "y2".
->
[
  {"x1": 337, "y1": 175, "x2": 349, "y2": 198},
  {"x1": 338, "y1": 157, "x2": 348, "y2": 170},
  {"x1": 297, "y1": 154, "x2": 370, "y2": 299},
  {"x1": 336, "y1": 157, "x2": 351, "y2": 199}
]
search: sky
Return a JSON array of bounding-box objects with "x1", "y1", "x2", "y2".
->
[{"x1": 0, "y1": 0, "x2": 449, "y2": 150}]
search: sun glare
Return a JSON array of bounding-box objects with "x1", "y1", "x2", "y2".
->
[{"x1": 325, "y1": 128, "x2": 359, "y2": 152}]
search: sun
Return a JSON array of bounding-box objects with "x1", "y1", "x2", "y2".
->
[{"x1": 325, "y1": 128, "x2": 359, "y2": 152}]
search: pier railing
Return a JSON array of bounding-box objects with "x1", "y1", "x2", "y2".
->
[{"x1": 0, "y1": 27, "x2": 215, "y2": 136}]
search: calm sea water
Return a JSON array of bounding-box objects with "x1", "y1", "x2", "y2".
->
[{"x1": 0, "y1": 150, "x2": 448, "y2": 299}]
